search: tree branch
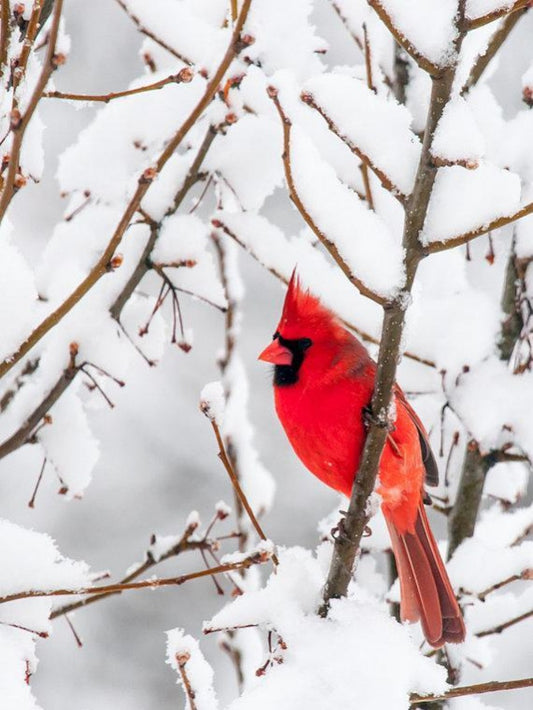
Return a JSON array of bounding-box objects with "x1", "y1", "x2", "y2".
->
[
  {"x1": 0, "y1": 0, "x2": 252, "y2": 381},
  {"x1": 43, "y1": 69, "x2": 194, "y2": 103},
  {"x1": 410, "y1": 677, "x2": 533, "y2": 705},
  {"x1": 268, "y1": 88, "x2": 387, "y2": 307},
  {"x1": 320, "y1": 8, "x2": 467, "y2": 613}
]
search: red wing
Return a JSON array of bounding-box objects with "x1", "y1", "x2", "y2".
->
[{"x1": 395, "y1": 386, "x2": 439, "y2": 487}]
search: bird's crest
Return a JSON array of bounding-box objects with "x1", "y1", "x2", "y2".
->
[{"x1": 278, "y1": 269, "x2": 343, "y2": 340}]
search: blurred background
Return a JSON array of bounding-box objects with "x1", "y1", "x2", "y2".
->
[{"x1": 0, "y1": 1, "x2": 531, "y2": 708}]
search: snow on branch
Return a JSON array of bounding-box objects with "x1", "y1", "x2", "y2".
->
[
  {"x1": 368, "y1": 0, "x2": 457, "y2": 75},
  {"x1": 301, "y1": 73, "x2": 421, "y2": 201},
  {"x1": 166, "y1": 628, "x2": 218, "y2": 709},
  {"x1": 268, "y1": 87, "x2": 403, "y2": 305}
]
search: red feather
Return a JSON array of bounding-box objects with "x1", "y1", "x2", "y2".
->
[{"x1": 260, "y1": 276, "x2": 465, "y2": 648}]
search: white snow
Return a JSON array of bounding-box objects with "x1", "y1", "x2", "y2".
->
[
  {"x1": 207, "y1": 547, "x2": 447, "y2": 710},
  {"x1": 422, "y1": 163, "x2": 521, "y2": 244},
  {"x1": 431, "y1": 96, "x2": 485, "y2": 165}
]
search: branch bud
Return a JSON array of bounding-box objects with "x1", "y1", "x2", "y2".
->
[
  {"x1": 52, "y1": 53, "x2": 67, "y2": 68},
  {"x1": 109, "y1": 253, "x2": 123, "y2": 270},
  {"x1": 177, "y1": 67, "x2": 194, "y2": 83},
  {"x1": 140, "y1": 167, "x2": 157, "y2": 183},
  {"x1": 10, "y1": 109, "x2": 22, "y2": 130}
]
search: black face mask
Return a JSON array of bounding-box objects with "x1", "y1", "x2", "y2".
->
[{"x1": 272, "y1": 332, "x2": 312, "y2": 386}]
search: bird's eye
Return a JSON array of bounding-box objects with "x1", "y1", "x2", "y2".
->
[{"x1": 300, "y1": 338, "x2": 312, "y2": 350}]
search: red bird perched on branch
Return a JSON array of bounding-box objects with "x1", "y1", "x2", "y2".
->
[{"x1": 259, "y1": 273, "x2": 465, "y2": 648}]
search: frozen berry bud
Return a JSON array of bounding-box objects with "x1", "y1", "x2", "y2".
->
[
  {"x1": 523, "y1": 85, "x2": 533, "y2": 108},
  {"x1": 43, "y1": 414, "x2": 53, "y2": 425},
  {"x1": 13, "y1": 173, "x2": 26, "y2": 189},
  {"x1": 241, "y1": 34, "x2": 255, "y2": 46},
  {"x1": 178, "y1": 341, "x2": 192, "y2": 353},
  {"x1": 177, "y1": 67, "x2": 194, "y2": 83},
  {"x1": 266, "y1": 85, "x2": 278, "y2": 99},
  {"x1": 215, "y1": 500, "x2": 231, "y2": 520},
  {"x1": 225, "y1": 112, "x2": 238, "y2": 124},
  {"x1": 176, "y1": 651, "x2": 190, "y2": 668},
  {"x1": 13, "y1": 3, "x2": 24, "y2": 17},
  {"x1": 109, "y1": 253, "x2": 123, "y2": 270},
  {"x1": 69, "y1": 342, "x2": 79, "y2": 357}
]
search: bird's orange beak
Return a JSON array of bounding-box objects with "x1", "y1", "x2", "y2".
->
[{"x1": 258, "y1": 340, "x2": 293, "y2": 365}]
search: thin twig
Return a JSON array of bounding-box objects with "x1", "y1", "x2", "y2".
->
[
  {"x1": 0, "y1": 0, "x2": 252, "y2": 380},
  {"x1": 207, "y1": 419, "x2": 279, "y2": 566},
  {"x1": 1, "y1": 552, "x2": 271, "y2": 606},
  {"x1": 476, "y1": 607, "x2": 533, "y2": 637},
  {"x1": 410, "y1": 676, "x2": 533, "y2": 704},
  {"x1": 52, "y1": 518, "x2": 217, "y2": 618},
  {"x1": 476, "y1": 570, "x2": 532, "y2": 602},
  {"x1": 268, "y1": 88, "x2": 386, "y2": 307},
  {"x1": 114, "y1": 0, "x2": 193, "y2": 66},
  {"x1": 43, "y1": 69, "x2": 194, "y2": 103},
  {"x1": 28, "y1": 457, "x2": 47, "y2": 508}
]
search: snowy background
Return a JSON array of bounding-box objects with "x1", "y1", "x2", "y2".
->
[{"x1": 0, "y1": 1, "x2": 532, "y2": 708}]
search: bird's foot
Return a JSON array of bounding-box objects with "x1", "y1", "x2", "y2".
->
[
  {"x1": 331, "y1": 510, "x2": 351, "y2": 543},
  {"x1": 331, "y1": 510, "x2": 372, "y2": 542}
]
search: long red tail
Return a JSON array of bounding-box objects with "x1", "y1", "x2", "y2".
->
[{"x1": 386, "y1": 501, "x2": 465, "y2": 648}]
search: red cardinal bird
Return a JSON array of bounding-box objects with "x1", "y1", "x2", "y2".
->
[{"x1": 259, "y1": 273, "x2": 465, "y2": 648}]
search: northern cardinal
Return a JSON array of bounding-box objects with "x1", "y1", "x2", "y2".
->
[{"x1": 259, "y1": 273, "x2": 465, "y2": 647}]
